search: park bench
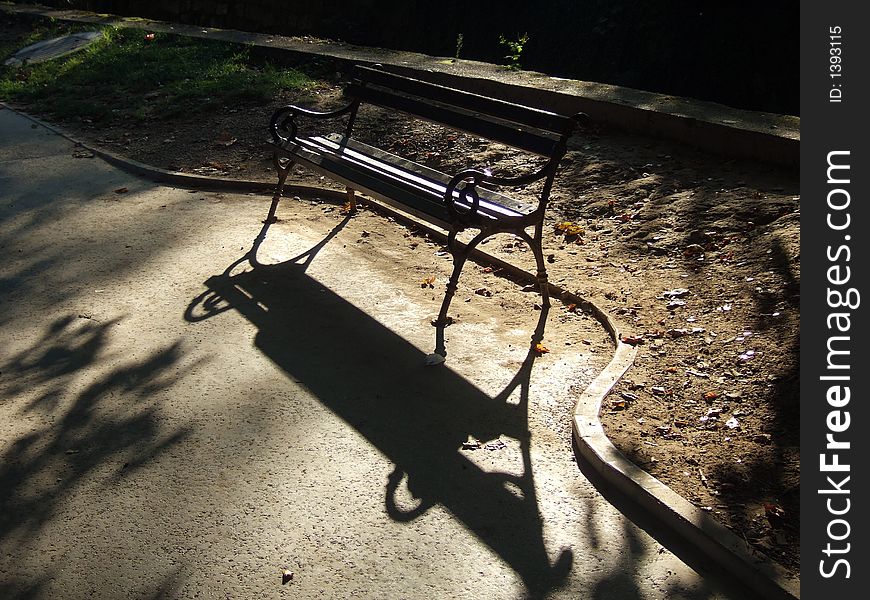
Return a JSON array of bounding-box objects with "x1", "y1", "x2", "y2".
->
[{"x1": 266, "y1": 64, "x2": 585, "y2": 363}]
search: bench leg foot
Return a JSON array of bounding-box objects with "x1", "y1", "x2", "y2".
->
[
  {"x1": 520, "y1": 229, "x2": 551, "y2": 308},
  {"x1": 265, "y1": 157, "x2": 293, "y2": 224},
  {"x1": 432, "y1": 230, "x2": 487, "y2": 360}
]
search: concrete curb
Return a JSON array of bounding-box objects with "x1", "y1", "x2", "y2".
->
[
  {"x1": 573, "y1": 364, "x2": 801, "y2": 600},
  {"x1": 3, "y1": 103, "x2": 799, "y2": 599}
]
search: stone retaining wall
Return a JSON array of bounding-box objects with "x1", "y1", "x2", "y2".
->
[{"x1": 14, "y1": 1, "x2": 798, "y2": 115}]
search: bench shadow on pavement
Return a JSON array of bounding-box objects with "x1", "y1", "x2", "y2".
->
[{"x1": 185, "y1": 217, "x2": 573, "y2": 597}]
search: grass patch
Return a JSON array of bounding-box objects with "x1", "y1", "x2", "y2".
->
[{"x1": 0, "y1": 25, "x2": 314, "y2": 122}]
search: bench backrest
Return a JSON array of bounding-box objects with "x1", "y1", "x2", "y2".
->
[{"x1": 347, "y1": 66, "x2": 575, "y2": 158}]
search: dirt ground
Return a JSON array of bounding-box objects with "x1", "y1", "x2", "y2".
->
[{"x1": 5, "y1": 73, "x2": 800, "y2": 576}]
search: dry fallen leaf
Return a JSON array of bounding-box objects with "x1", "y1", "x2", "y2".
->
[
  {"x1": 534, "y1": 343, "x2": 550, "y2": 355},
  {"x1": 215, "y1": 131, "x2": 237, "y2": 147},
  {"x1": 114, "y1": 187, "x2": 128, "y2": 194},
  {"x1": 554, "y1": 221, "x2": 584, "y2": 236},
  {"x1": 703, "y1": 391, "x2": 719, "y2": 401},
  {"x1": 764, "y1": 502, "x2": 786, "y2": 528},
  {"x1": 420, "y1": 275, "x2": 436, "y2": 288}
]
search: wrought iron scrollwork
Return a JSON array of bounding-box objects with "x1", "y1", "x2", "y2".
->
[
  {"x1": 444, "y1": 172, "x2": 483, "y2": 221},
  {"x1": 443, "y1": 161, "x2": 558, "y2": 223},
  {"x1": 269, "y1": 101, "x2": 359, "y2": 145},
  {"x1": 270, "y1": 108, "x2": 299, "y2": 145}
]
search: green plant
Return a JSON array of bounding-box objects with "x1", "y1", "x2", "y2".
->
[
  {"x1": 0, "y1": 26, "x2": 314, "y2": 121},
  {"x1": 498, "y1": 32, "x2": 529, "y2": 70}
]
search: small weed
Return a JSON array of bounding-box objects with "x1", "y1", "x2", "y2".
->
[{"x1": 498, "y1": 32, "x2": 529, "y2": 70}]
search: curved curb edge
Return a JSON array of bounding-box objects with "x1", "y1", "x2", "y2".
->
[
  {"x1": 5, "y1": 102, "x2": 799, "y2": 600},
  {"x1": 572, "y1": 347, "x2": 801, "y2": 600}
]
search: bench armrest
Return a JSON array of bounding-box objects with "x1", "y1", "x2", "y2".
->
[
  {"x1": 269, "y1": 101, "x2": 357, "y2": 144},
  {"x1": 443, "y1": 164, "x2": 554, "y2": 220}
]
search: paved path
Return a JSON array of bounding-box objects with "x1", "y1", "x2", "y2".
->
[{"x1": 1, "y1": 107, "x2": 752, "y2": 599}]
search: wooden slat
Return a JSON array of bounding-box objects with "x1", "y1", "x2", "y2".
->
[
  {"x1": 314, "y1": 133, "x2": 535, "y2": 215},
  {"x1": 347, "y1": 83, "x2": 559, "y2": 157},
  {"x1": 270, "y1": 134, "x2": 535, "y2": 223},
  {"x1": 354, "y1": 65, "x2": 573, "y2": 134},
  {"x1": 355, "y1": 67, "x2": 566, "y2": 133}
]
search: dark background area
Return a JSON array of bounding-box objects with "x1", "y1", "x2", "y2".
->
[{"x1": 22, "y1": 1, "x2": 798, "y2": 115}]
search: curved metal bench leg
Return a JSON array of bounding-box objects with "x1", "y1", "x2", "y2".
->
[
  {"x1": 431, "y1": 230, "x2": 488, "y2": 361},
  {"x1": 519, "y1": 227, "x2": 550, "y2": 308},
  {"x1": 265, "y1": 155, "x2": 293, "y2": 224}
]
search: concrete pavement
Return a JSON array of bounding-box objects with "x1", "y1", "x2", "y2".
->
[{"x1": 1, "y1": 106, "x2": 759, "y2": 599}]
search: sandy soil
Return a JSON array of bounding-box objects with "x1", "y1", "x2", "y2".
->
[{"x1": 9, "y1": 79, "x2": 800, "y2": 575}]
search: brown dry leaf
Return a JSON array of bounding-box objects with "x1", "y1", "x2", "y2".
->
[
  {"x1": 554, "y1": 221, "x2": 584, "y2": 236},
  {"x1": 665, "y1": 366, "x2": 678, "y2": 373},
  {"x1": 620, "y1": 334, "x2": 644, "y2": 346},
  {"x1": 764, "y1": 502, "x2": 786, "y2": 528},
  {"x1": 114, "y1": 187, "x2": 128, "y2": 194},
  {"x1": 534, "y1": 343, "x2": 550, "y2": 355},
  {"x1": 215, "y1": 131, "x2": 237, "y2": 147},
  {"x1": 420, "y1": 275, "x2": 436, "y2": 288},
  {"x1": 566, "y1": 303, "x2": 578, "y2": 312},
  {"x1": 340, "y1": 201, "x2": 354, "y2": 214},
  {"x1": 703, "y1": 391, "x2": 719, "y2": 401}
]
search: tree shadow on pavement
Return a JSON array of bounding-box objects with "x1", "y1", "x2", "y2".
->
[
  {"x1": 185, "y1": 218, "x2": 574, "y2": 597},
  {"x1": 0, "y1": 314, "x2": 194, "y2": 552}
]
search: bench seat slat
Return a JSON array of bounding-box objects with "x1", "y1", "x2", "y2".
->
[{"x1": 272, "y1": 133, "x2": 536, "y2": 224}]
